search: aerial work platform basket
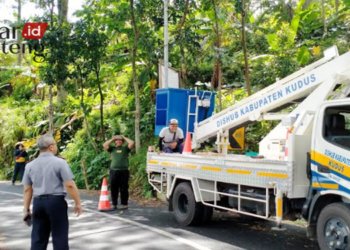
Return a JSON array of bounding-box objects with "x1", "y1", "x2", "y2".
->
[{"x1": 154, "y1": 88, "x2": 216, "y2": 136}]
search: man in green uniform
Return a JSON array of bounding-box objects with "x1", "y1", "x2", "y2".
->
[{"x1": 103, "y1": 135, "x2": 134, "y2": 210}]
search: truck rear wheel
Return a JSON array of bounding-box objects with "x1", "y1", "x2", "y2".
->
[
  {"x1": 317, "y1": 203, "x2": 350, "y2": 250},
  {"x1": 172, "y1": 182, "x2": 203, "y2": 226}
]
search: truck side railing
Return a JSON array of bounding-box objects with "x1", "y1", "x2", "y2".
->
[
  {"x1": 148, "y1": 171, "x2": 167, "y2": 193},
  {"x1": 196, "y1": 178, "x2": 271, "y2": 220}
]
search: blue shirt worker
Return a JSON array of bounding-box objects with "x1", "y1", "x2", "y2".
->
[
  {"x1": 159, "y1": 119, "x2": 184, "y2": 153},
  {"x1": 22, "y1": 134, "x2": 82, "y2": 250},
  {"x1": 12, "y1": 143, "x2": 28, "y2": 185},
  {"x1": 103, "y1": 135, "x2": 134, "y2": 210}
]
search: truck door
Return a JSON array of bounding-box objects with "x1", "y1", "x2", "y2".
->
[{"x1": 311, "y1": 103, "x2": 350, "y2": 191}]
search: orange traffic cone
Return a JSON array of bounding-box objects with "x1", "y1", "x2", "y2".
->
[
  {"x1": 98, "y1": 177, "x2": 113, "y2": 211},
  {"x1": 182, "y1": 132, "x2": 192, "y2": 155}
]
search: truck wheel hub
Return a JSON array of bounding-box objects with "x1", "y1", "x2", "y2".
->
[
  {"x1": 178, "y1": 194, "x2": 189, "y2": 214},
  {"x1": 325, "y1": 218, "x2": 349, "y2": 249}
]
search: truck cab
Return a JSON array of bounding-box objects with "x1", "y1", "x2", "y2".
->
[{"x1": 304, "y1": 100, "x2": 350, "y2": 249}]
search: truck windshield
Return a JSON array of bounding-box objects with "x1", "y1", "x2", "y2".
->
[{"x1": 324, "y1": 106, "x2": 350, "y2": 149}]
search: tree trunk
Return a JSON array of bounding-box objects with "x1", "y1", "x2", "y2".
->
[
  {"x1": 211, "y1": 61, "x2": 222, "y2": 110},
  {"x1": 96, "y1": 69, "x2": 105, "y2": 140},
  {"x1": 49, "y1": 84, "x2": 54, "y2": 135},
  {"x1": 16, "y1": 0, "x2": 22, "y2": 66},
  {"x1": 57, "y1": 0, "x2": 68, "y2": 24},
  {"x1": 78, "y1": 66, "x2": 98, "y2": 151},
  {"x1": 287, "y1": 0, "x2": 293, "y2": 22},
  {"x1": 130, "y1": 0, "x2": 141, "y2": 153},
  {"x1": 47, "y1": 1, "x2": 54, "y2": 135},
  {"x1": 41, "y1": 86, "x2": 45, "y2": 101},
  {"x1": 176, "y1": 0, "x2": 190, "y2": 88},
  {"x1": 217, "y1": 63, "x2": 222, "y2": 111},
  {"x1": 335, "y1": 0, "x2": 339, "y2": 14},
  {"x1": 241, "y1": 0, "x2": 251, "y2": 96},
  {"x1": 303, "y1": 0, "x2": 314, "y2": 9},
  {"x1": 57, "y1": 0, "x2": 68, "y2": 104},
  {"x1": 180, "y1": 46, "x2": 187, "y2": 88},
  {"x1": 322, "y1": 0, "x2": 327, "y2": 37},
  {"x1": 57, "y1": 85, "x2": 67, "y2": 104},
  {"x1": 176, "y1": 0, "x2": 190, "y2": 31},
  {"x1": 80, "y1": 159, "x2": 90, "y2": 190},
  {"x1": 211, "y1": 0, "x2": 223, "y2": 110}
]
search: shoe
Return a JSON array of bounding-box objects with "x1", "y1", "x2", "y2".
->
[
  {"x1": 113, "y1": 205, "x2": 117, "y2": 210},
  {"x1": 119, "y1": 205, "x2": 128, "y2": 210},
  {"x1": 11, "y1": 182, "x2": 15, "y2": 186}
]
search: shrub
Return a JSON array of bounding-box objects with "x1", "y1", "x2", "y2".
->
[
  {"x1": 11, "y1": 75, "x2": 35, "y2": 101},
  {"x1": 62, "y1": 129, "x2": 109, "y2": 190}
]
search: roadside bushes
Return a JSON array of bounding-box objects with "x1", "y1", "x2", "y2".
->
[
  {"x1": 11, "y1": 75, "x2": 35, "y2": 101},
  {"x1": 63, "y1": 129, "x2": 110, "y2": 190},
  {"x1": 62, "y1": 120, "x2": 155, "y2": 195},
  {"x1": 0, "y1": 98, "x2": 49, "y2": 178},
  {"x1": 129, "y1": 146, "x2": 154, "y2": 198}
]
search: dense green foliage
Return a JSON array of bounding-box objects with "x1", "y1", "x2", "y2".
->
[{"x1": 1, "y1": 0, "x2": 350, "y2": 194}]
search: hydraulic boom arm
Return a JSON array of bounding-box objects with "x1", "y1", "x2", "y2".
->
[{"x1": 193, "y1": 47, "x2": 350, "y2": 148}]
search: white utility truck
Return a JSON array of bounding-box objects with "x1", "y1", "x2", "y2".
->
[{"x1": 147, "y1": 46, "x2": 350, "y2": 250}]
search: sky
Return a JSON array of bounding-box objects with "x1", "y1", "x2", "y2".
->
[{"x1": 0, "y1": 0, "x2": 84, "y2": 24}]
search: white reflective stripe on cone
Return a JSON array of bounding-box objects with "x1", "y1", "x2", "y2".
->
[{"x1": 99, "y1": 195, "x2": 109, "y2": 201}]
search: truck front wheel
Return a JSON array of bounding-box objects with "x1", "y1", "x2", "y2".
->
[
  {"x1": 317, "y1": 203, "x2": 350, "y2": 250},
  {"x1": 172, "y1": 182, "x2": 203, "y2": 226}
]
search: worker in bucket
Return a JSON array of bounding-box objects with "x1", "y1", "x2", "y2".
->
[{"x1": 159, "y1": 119, "x2": 184, "y2": 153}]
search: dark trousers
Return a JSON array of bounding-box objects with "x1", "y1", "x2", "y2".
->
[
  {"x1": 12, "y1": 163, "x2": 25, "y2": 183},
  {"x1": 32, "y1": 195, "x2": 68, "y2": 250},
  {"x1": 163, "y1": 143, "x2": 184, "y2": 153},
  {"x1": 109, "y1": 169, "x2": 129, "y2": 206}
]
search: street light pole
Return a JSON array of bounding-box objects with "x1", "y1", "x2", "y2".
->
[{"x1": 164, "y1": 0, "x2": 169, "y2": 88}]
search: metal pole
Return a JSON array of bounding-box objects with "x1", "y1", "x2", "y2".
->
[{"x1": 164, "y1": 0, "x2": 169, "y2": 88}]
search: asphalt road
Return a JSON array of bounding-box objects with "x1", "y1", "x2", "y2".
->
[{"x1": 0, "y1": 181, "x2": 319, "y2": 250}]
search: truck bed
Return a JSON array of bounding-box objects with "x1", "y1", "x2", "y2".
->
[{"x1": 147, "y1": 152, "x2": 298, "y2": 197}]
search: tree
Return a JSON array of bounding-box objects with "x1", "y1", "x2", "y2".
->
[
  {"x1": 211, "y1": 0, "x2": 224, "y2": 109},
  {"x1": 70, "y1": 10, "x2": 108, "y2": 140},
  {"x1": 32, "y1": 0, "x2": 70, "y2": 104},
  {"x1": 196, "y1": 0, "x2": 245, "y2": 109},
  {"x1": 129, "y1": 0, "x2": 141, "y2": 152},
  {"x1": 174, "y1": 0, "x2": 191, "y2": 87},
  {"x1": 238, "y1": 0, "x2": 252, "y2": 96},
  {"x1": 58, "y1": 0, "x2": 68, "y2": 24},
  {"x1": 15, "y1": 0, "x2": 23, "y2": 65},
  {"x1": 93, "y1": 0, "x2": 162, "y2": 151},
  {"x1": 56, "y1": 0, "x2": 69, "y2": 102},
  {"x1": 70, "y1": 20, "x2": 99, "y2": 151}
]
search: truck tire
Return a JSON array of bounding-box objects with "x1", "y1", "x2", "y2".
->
[
  {"x1": 172, "y1": 182, "x2": 203, "y2": 226},
  {"x1": 317, "y1": 203, "x2": 350, "y2": 250}
]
